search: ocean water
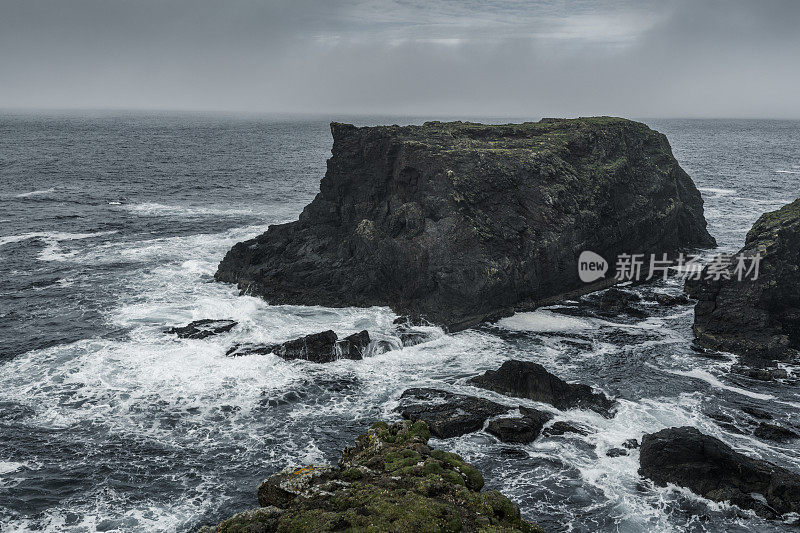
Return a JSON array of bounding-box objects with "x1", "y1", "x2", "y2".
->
[{"x1": 0, "y1": 112, "x2": 799, "y2": 532}]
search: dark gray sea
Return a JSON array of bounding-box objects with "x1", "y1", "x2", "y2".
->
[{"x1": 1, "y1": 113, "x2": 799, "y2": 532}]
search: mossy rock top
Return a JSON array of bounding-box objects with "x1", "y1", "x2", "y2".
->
[{"x1": 198, "y1": 420, "x2": 543, "y2": 533}]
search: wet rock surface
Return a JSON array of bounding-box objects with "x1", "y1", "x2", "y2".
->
[
  {"x1": 486, "y1": 407, "x2": 553, "y2": 444},
  {"x1": 688, "y1": 198, "x2": 800, "y2": 360},
  {"x1": 639, "y1": 426, "x2": 800, "y2": 519},
  {"x1": 469, "y1": 360, "x2": 616, "y2": 417},
  {"x1": 216, "y1": 118, "x2": 714, "y2": 330},
  {"x1": 165, "y1": 319, "x2": 237, "y2": 339},
  {"x1": 397, "y1": 388, "x2": 511, "y2": 438},
  {"x1": 198, "y1": 421, "x2": 542, "y2": 532}
]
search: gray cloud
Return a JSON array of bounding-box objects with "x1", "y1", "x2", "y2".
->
[{"x1": 1, "y1": 0, "x2": 798, "y2": 117}]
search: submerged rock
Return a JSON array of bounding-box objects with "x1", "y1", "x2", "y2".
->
[
  {"x1": 486, "y1": 407, "x2": 553, "y2": 444},
  {"x1": 605, "y1": 448, "x2": 628, "y2": 457},
  {"x1": 753, "y1": 423, "x2": 799, "y2": 442},
  {"x1": 216, "y1": 118, "x2": 714, "y2": 331},
  {"x1": 688, "y1": 198, "x2": 800, "y2": 360},
  {"x1": 165, "y1": 319, "x2": 237, "y2": 339},
  {"x1": 648, "y1": 292, "x2": 690, "y2": 306},
  {"x1": 639, "y1": 426, "x2": 800, "y2": 519},
  {"x1": 469, "y1": 360, "x2": 616, "y2": 417},
  {"x1": 397, "y1": 388, "x2": 510, "y2": 438},
  {"x1": 198, "y1": 421, "x2": 542, "y2": 532}
]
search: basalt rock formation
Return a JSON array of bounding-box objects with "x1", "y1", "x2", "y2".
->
[
  {"x1": 639, "y1": 426, "x2": 800, "y2": 519},
  {"x1": 688, "y1": 198, "x2": 800, "y2": 360},
  {"x1": 198, "y1": 421, "x2": 541, "y2": 532},
  {"x1": 216, "y1": 118, "x2": 715, "y2": 330},
  {"x1": 397, "y1": 388, "x2": 511, "y2": 438}
]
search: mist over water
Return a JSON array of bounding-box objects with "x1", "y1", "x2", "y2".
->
[{"x1": 1, "y1": 113, "x2": 799, "y2": 532}]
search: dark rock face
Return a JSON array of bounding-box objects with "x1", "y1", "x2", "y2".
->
[
  {"x1": 216, "y1": 118, "x2": 715, "y2": 330},
  {"x1": 639, "y1": 426, "x2": 800, "y2": 519},
  {"x1": 688, "y1": 198, "x2": 800, "y2": 359},
  {"x1": 397, "y1": 388, "x2": 510, "y2": 438},
  {"x1": 469, "y1": 360, "x2": 615, "y2": 417},
  {"x1": 486, "y1": 407, "x2": 553, "y2": 444},
  {"x1": 199, "y1": 421, "x2": 541, "y2": 532},
  {"x1": 165, "y1": 319, "x2": 237, "y2": 339}
]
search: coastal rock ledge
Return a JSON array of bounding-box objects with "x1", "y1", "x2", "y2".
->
[
  {"x1": 216, "y1": 118, "x2": 715, "y2": 330},
  {"x1": 198, "y1": 421, "x2": 541, "y2": 532}
]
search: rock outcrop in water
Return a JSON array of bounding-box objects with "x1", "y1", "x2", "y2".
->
[
  {"x1": 639, "y1": 426, "x2": 800, "y2": 519},
  {"x1": 216, "y1": 118, "x2": 715, "y2": 330},
  {"x1": 198, "y1": 421, "x2": 542, "y2": 532},
  {"x1": 166, "y1": 319, "x2": 237, "y2": 339},
  {"x1": 688, "y1": 198, "x2": 800, "y2": 360},
  {"x1": 397, "y1": 388, "x2": 511, "y2": 438},
  {"x1": 469, "y1": 360, "x2": 615, "y2": 417}
]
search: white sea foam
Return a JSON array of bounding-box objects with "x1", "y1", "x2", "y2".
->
[
  {"x1": 0, "y1": 461, "x2": 25, "y2": 475},
  {"x1": 662, "y1": 368, "x2": 774, "y2": 400},
  {"x1": 697, "y1": 187, "x2": 737, "y2": 196},
  {"x1": 122, "y1": 202, "x2": 258, "y2": 217},
  {"x1": 496, "y1": 310, "x2": 594, "y2": 332},
  {"x1": 14, "y1": 187, "x2": 56, "y2": 198}
]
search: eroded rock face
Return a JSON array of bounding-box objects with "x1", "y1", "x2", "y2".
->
[
  {"x1": 198, "y1": 421, "x2": 542, "y2": 532},
  {"x1": 639, "y1": 426, "x2": 800, "y2": 519},
  {"x1": 469, "y1": 360, "x2": 616, "y2": 417},
  {"x1": 397, "y1": 388, "x2": 510, "y2": 438},
  {"x1": 688, "y1": 198, "x2": 800, "y2": 360},
  {"x1": 216, "y1": 118, "x2": 714, "y2": 330},
  {"x1": 225, "y1": 330, "x2": 371, "y2": 363}
]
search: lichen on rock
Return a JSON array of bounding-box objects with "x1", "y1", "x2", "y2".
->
[{"x1": 197, "y1": 420, "x2": 542, "y2": 532}]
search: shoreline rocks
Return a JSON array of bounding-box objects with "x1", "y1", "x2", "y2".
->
[
  {"x1": 688, "y1": 198, "x2": 800, "y2": 360},
  {"x1": 198, "y1": 421, "x2": 542, "y2": 532},
  {"x1": 226, "y1": 330, "x2": 371, "y2": 363},
  {"x1": 469, "y1": 360, "x2": 616, "y2": 417},
  {"x1": 216, "y1": 118, "x2": 714, "y2": 331},
  {"x1": 639, "y1": 426, "x2": 800, "y2": 519},
  {"x1": 486, "y1": 407, "x2": 553, "y2": 444}
]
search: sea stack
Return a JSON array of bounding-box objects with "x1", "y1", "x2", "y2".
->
[
  {"x1": 688, "y1": 198, "x2": 800, "y2": 359},
  {"x1": 216, "y1": 118, "x2": 715, "y2": 330}
]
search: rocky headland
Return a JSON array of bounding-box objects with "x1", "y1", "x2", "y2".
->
[
  {"x1": 688, "y1": 198, "x2": 800, "y2": 360},
  {"x1": 216, "y1": 118, "x2": 715, "y2": 330}
]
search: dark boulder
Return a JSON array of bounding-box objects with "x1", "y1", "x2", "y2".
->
[
  {"x1": 486, "y1": 407, "x2": 553, "y2": 444},
  {"x1": 397, "y1": 388, "x2": 510, "y2": 438},
  {"x1": 469, "y1": 360, "x2": 615, "y2": 417},
  {"x1": 688, "y1": 198, "x2": 800, "y2": 360},
  {"x1": 639, "y1": 426, "x2": 800, "y2": 519},
  {"x1": 622, "y1": 438, "x2": 639, "y2": 449},
  {"x1": 216, "y1": 118, "x2": 714, "y2": 331},
  {"x1": 542, "y1": 421, "x2": 590, "y2": 437},
  {"x1": 606, "y1": 448, "x2": 628, "y2": 457},
  {"x1": 165, "y1": 319, "x2": 237, "y2": 339},
  {"x1": 227, "y1": 330, "x2": 371, "y2": 363},
  {"x1": 649, "y1": 292, "x2": 690, "y2": 306},
  {"x1": 753, "y1": 423, "x2": 799, "y2": 442}
]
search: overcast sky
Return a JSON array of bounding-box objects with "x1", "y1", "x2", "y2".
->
[{"x1": 1, "y1": 0, "x2": 799, "y2": 118}]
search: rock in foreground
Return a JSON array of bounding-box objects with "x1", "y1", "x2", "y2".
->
[
  {"x1": 688, "y1": 198, "x2": 800, "y2": 359},
  {"x1": 198, "y1": 421, "x2": 542, "y2": 532},
  {"x1": 216, "y1": 118, "x2": 714, "y2": 330},
  {"x1": 469, "y1": 360, "x2": 615, "y2": 417},
  {"x1": 639, "y1": 426, "x2": 800, "y2": 519}
]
